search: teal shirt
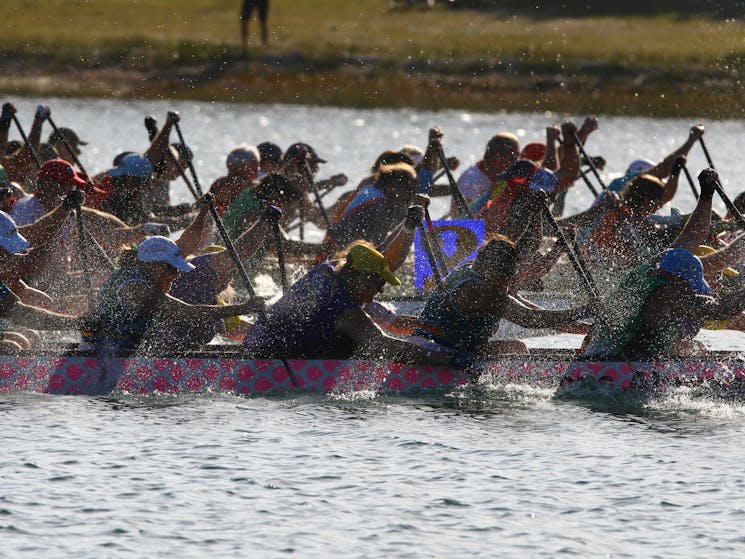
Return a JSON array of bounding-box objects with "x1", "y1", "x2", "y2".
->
[
  {"x1": 221, "y1": 188, "x2": 263, "y2": 239},
  {"x1": 414, "y1": 265, "x2": 501, "y2": 353}
]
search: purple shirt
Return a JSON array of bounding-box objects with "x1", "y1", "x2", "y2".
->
[{"x1": 243, "y1": 264, "x2": 359, "y2": 358}]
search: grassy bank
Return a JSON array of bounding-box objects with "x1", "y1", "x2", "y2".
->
[{"x1": 2, "y1": 0, "x2": 744, "y2": 117}]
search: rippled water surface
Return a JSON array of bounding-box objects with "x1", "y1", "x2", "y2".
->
[
  {"x1": 4, "y1": 99, "x2": 745, "y2": 557},
  {"x1": 3, "y1": 389, "x2": 745, "y2": 558}
]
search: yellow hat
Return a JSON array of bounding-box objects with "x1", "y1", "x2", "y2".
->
[
  {"x1": 346, "y1": 243, "x2": 401, "y2": 286},
  {"x1": 694, "y1": 245, "x2": 739, "y2": 278}
]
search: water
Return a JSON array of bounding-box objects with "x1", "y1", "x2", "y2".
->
[{"x1": 4, "y1": 98, "x2": 745, "y2": 557}]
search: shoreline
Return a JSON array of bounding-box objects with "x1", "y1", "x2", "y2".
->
[{"x1": 2, "y1": 53, "x2": 742, "y2": 119}]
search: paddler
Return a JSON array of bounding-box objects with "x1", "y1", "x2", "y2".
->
[
  {"x1": 411, "y1": 235, "x2": 596, "y2": 362},
  {"x1": 0, "y1": 212, "x2": 80, "y2": 351},
  {"x1": 80, "y1": 235, "x2": 257, "y2": 354},
  {"x1": 142, "y1": 204, "x2": 284, "y2": 353},
  {"x1": 582, "y1": 169, "x2": 745, "y2": 359},
  {"x1": 243, "y1": 241, "x2": 449, "y2": 363}
]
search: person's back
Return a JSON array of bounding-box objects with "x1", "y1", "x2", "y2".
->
[
  {"x1": 243, "y1": 263, "x2": 358, "y2": 358},
  {"x1": 415, "y1": 263, "x2": 503, "y2": 353},
  {"x1": 325, "y1": 163, "x2": 415, "y2": 252}
]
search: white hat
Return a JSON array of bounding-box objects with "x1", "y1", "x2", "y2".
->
[
  {"x1": 0, "y1": 211, "x2": 30, "y2": 254},
  {"x1": 137, "y1": 236, "x2": 195, "y2": 272}
]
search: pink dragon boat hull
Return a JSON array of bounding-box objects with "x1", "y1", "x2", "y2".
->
[{"x1": 1, "y1": 352, "x2": 744, "y2": 396}]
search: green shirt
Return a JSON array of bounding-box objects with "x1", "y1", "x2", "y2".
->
[{"x1": 221, "y1": 188, "x2": 263, "y2": 239}]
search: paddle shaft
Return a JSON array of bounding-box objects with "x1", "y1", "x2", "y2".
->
[
  {"x1": 699, "y1": 137, "x2": 715, "y2": 169},
  {"x1": 45, "y1": 115, "x2": 91, "y2": 177},
  {"x1": 424, "y1": 208, "x2": 449, "y2": 275},
  {"x1": 578, "y1": 168, "x2": 599, "y2": 197},
  {"x1": 417, "y1": 223, "x2": 445, "y2": 288},
  {"x1": 301, "y1": 160, "x2": 331, "y2": 229},
  {"x1": 697, "y1": 137, "x2": 745, "y2": 230},
  {"x1": 542, "y1": 204, "x2": 598, "y2": 298},
  {"x1": 145, "y1": 117, "x2": 199, "y2": 200},
  {"x1": 571, "y1": 130, "x2": 607, "y2": 192},
  {"x1": 436, "y1": 145, "x2": 473, "y2": 219},
  {"x1": 44, "y1": 116, "x2": 115, "y2": 275},
  {"x1": 161, "y1": 122, "x2": 200, "y2": 201},
  {"x1": 173, "y1": 121, "x2": 299, "y2": 387},
  {"x1": 11, "y1": 115, "x2": 41, "y2": 169},
  {"x1": 273, "y1": 220, "x2": 289, "y2": 292},
  {"x1": 682, "y1": 165, "x2": 699, "y2": 200},
  {"x1": 714, "y1": 181, "x2": 745, "y2": 232}
]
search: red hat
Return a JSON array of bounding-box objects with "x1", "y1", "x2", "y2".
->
[
  {"x1": 520, "y1": 142, "x2": 547, "y2": 163},
  {"x1": 36, "y1": 158, "x2": 87, "y2": 190}
]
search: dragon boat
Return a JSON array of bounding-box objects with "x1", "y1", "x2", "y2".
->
[{"x1": 1, "y1": 346, "x2": 744, "y2": 396}]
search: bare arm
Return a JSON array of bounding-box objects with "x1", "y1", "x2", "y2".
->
[
  {"x1": 18, "y1": 200, "x2": 74, "y2": 247},
  {"x1": 7, "y1": 298, "x2": 79, "y2": 331},
  {"x1": 670, "y1": 169, "x2": 715, "y2": 252},
  {"x1": 175, "y1": 202, "x2": 209, "y2": 258},
  {"x1": 144, "y1": 111, "x2": 179, "y2": 170},
  {"x1": 646, "y1": 125, "x2": 704, "y2": 180},
  {"x1": 555, "y1": 121, "x2": 580, "y2": 191},
  {"x1": 542, "y1": 126, "x2": 560, "y2": 171},
  {"x1": 501, "y1": 294, "x2": 585, "y2": 329},
  {"x1": 337, "y1": 307, "x2": 449, "y2": 364},
  {"x1": 120, "y1": 282, "x2": 259, "y2": 325}
]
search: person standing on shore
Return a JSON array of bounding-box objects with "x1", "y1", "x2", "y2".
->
[{"x1": 241, "y1": 0, "x2": 270, "y2": 52}]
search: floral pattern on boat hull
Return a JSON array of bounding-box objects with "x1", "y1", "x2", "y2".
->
[{"x1": 0, "y1": 356, "x2": 743, "y2": 395}]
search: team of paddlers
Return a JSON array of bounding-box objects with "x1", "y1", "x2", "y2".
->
[{"x1": 2, "y1": 100, "x2": 745, "y2": 368}]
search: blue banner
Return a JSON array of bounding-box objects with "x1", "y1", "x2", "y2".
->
[{"x1": 414, "y1": 219, "x2": 485, "y2": 290}]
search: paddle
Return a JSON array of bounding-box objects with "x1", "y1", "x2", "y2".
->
[
  {"x1": 697, "y1": 137, "x2": 745, "y2": 230},
  {"x1": 272, "y1": 217, "x2": 289, "y2": 292},
  {"x1": 682, "y1": 165, "x2": 699, "y2": 200},
  {"x1": 570, "y1": 130, "x2": 647, "y2": 257},
  {"x1": 541, "y1": 203, "x2": 598, "y2": 297},
  {"x1": 423, "y1": 207, "x2": 449, "y2": 276},
  {"x1": 149, "y1": 114, "x2": 199, "y2": 201},
  {"x1": 11, "y1": 114, "x2": 42, "y2": 170},
  {"x1": 435, "y1": 145, "x2": 473, "y2": 219},
  {"x1": 300, "y1": 159, "x2": 331, "y2": 229},
  {"x1": 699, "y1": 136, "x2": 716, "y2": 170},
  {"x1": 43, "y1": 114, "x2": 115, "y2": 270},
  {"x1": 578, "y1": 168, "x2": 599, "y2": 197},
  {"x1": 172, "y1": 121, "x2": 299, "y2": 387}
]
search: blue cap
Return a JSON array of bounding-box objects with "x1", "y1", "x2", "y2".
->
[
  {"x1": 658, "y1": 248, "x2": 712, "y2": 296},
  {"x1": 528, "y1": 168, "x2": 558, "y2": 193},
  {"x1": 109, "y1": 154, "x2": 153, "y2": 180}
]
